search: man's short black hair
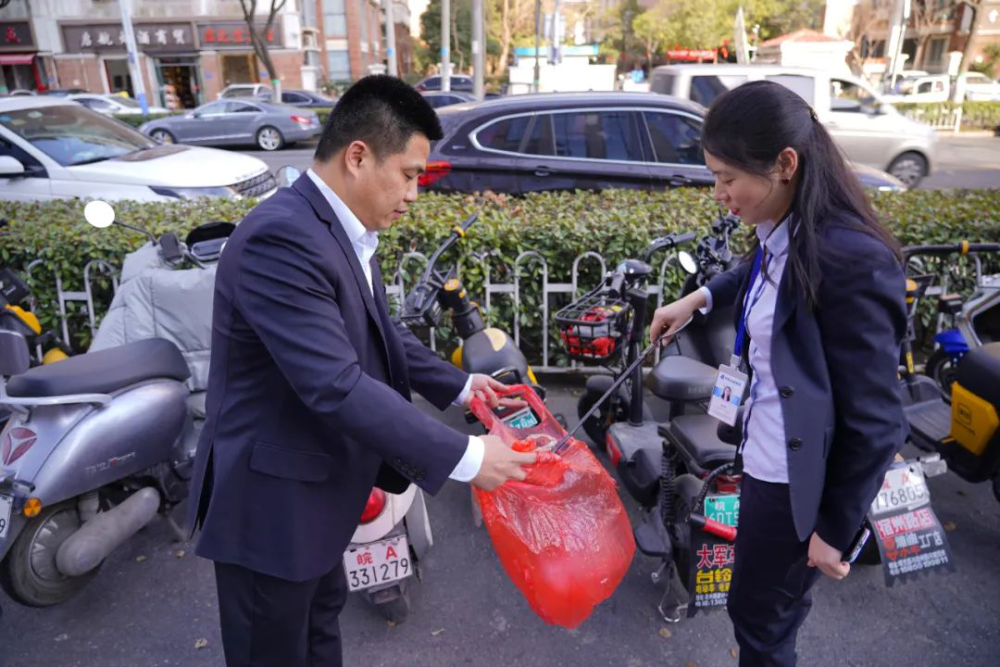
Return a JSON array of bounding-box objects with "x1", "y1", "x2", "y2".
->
[{"x1": 314, "y1": 75, "x2": 442, "y2": 163}]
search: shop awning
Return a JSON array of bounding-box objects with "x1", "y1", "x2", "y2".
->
[{"x1": 0, "y1": 54, "x2": 34, "y2": 66}]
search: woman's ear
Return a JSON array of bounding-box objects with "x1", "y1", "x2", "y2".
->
[{"x1": 777, "y1": 147, "x2": 799, "y2": 182}]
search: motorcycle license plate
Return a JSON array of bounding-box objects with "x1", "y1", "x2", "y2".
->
[
  {"x1": 0, "y1": 494, "x2": 12, "y2": 539},
  {"x1": 344, "y1": 535, "x2": 411, "y2": 592},
  {"x1": 871, "y1": 466, "x2": 929, "y2": 516}
]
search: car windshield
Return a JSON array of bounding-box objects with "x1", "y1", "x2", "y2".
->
[{"x1": 0, "y1": 104, "x2": 153, "y2": 166}]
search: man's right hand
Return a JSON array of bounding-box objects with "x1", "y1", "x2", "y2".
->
[{"x1": 471, "y1": 435, "x2": 537, "y2": 491}]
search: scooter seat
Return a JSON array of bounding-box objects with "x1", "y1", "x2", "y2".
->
[
  {"x1": 649, "y1": 354, "x2": 717, "y2": 402},
  {"x1": 660, "y1": 415, "x2": 737, "y2": 469},
  {"x1": 5, "y1": 338, "x2": 190, "y2": 398}
]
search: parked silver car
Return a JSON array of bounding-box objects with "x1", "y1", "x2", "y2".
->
[
  {"x1": 649, "y1": 64, "x2": 938, "y2": 187},
  {"x1": 139, "y1": 99, "x2": 321, "y2": 151}
]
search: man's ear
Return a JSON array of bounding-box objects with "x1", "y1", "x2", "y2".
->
[{"x1": 343, "y1": 140, "x2": 369, "y2": 176}]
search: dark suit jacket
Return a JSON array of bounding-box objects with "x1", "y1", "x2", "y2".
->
[
  {"x1": 708, "y1": 220, "x2": 907, "y2": 551},
  {"x1": 187, "y1": 174, "x2": 470, "y2": 582}
]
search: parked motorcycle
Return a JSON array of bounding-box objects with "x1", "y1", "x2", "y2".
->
[
  {"x1": 905, "y1": 243, "x2": 1000, "y2": 400},
  {"x1": 0, "y1": 201, "x2": 204, "y2": 606},
  {"x1": 400, "y1": 212, "x2": 540, "y2": 390},
  {"x1": 900, "y1": 244, "x2": 1000, "y2": 502},
  {"x1": 557, "y1": 217, "x2": 953, "y2": 622}
]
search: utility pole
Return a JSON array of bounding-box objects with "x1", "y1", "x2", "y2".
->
[
  {"x1": 385, "y1": 0, "x2": 398, "y2": 76},
  {"x1": 472, "y1": 0, "x2": 484, "y2": 99},
  {"x1": 441, "y1": 0, "x2": 451, "y2": 91},
  {"x1": 119, "y1": 0, "x2": 149, "y2": 116},
  {"x1": 533, "y1": 0, "x2": 541, "y2": 93}
]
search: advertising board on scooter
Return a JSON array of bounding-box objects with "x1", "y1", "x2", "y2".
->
[{"x1": 688, "y1": 494, "x2": 739, "y2": 617}]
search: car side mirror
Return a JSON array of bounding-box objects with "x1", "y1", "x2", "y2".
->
[
  {"x1": 0, "y1": 156, "x2": 25, "y2": 178},
  {"x1": 189, "y1": 111, "x2": 201, "y2": 119}
]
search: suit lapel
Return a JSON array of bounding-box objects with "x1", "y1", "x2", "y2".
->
[{"x1": 292, "y1": 175, "x2": 389, "y2": 349}]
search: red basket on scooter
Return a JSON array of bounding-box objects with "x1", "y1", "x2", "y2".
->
[{"x1": 555, "y1": 290, "x2": 632, "y2": 363}]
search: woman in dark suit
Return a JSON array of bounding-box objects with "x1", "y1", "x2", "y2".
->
[{"x1": 650, "y1": 81, "x2": 907, "y2": 666}]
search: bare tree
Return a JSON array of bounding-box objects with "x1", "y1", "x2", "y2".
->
[
  {"x1": 238, "y1": 0, "x2": 287, "y2": 98},
  {"x1": 911, "y1": 0, "x2": 952, "y2": 69},
  {"x1": 846, "y1": 0, "x2": 882, "y2": 75}
]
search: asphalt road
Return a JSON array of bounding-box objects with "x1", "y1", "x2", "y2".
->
[
  {"x1": 242, "y1": 134, "x2": 1000, "y2": 191},
  {"x1": 1, "y1": 378, "x2": 998, "y2": 667}
]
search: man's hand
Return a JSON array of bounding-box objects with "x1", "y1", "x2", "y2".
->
[
  {"x1": 471, "y1": 435, "x2": 537, "y2": 491},
  {"x1": 807, "y1": 532, "x2": 850, "y2": 580},
  {"x1": 465, "y1": 374, "x2": 525, "y2": 409}
]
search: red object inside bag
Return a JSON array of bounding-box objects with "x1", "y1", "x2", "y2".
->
[{"x1": 470, "y1": 385, "x2": 636, "y2": 629}]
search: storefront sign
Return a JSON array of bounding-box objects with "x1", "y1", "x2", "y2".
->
[
  {"x1": 197, "y1": 21, "x2": 281, "y2": 50},
  {"x1": 61, "y1": 23, "x2": 195, "y2": 54},
  {"x1": 0, "y1": 21, "x2": 35, "y2": 51}
]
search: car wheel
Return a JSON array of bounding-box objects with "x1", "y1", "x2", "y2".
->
[
  {"x1": 256, "y1": 126, "x2": 285, "y2": 151},
  {"x1": 149, "y1": 129, "x2": 175, "y2": 145},
  {"x1": 887, "y1": 152, "x2": 928, "y2": 188}
]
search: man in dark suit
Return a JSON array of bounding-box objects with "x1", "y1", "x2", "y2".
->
[{"x1": 187, "y1": 75, "x2": 536, "y2": 666}]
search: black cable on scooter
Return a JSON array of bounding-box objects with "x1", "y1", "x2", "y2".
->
[{"x1": 552, "y1": 317, "x2": 694, "y2": 455}]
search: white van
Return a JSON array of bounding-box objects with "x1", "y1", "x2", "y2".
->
[
  {"x1": 649, "y1": 64, "x2": 937, "y2": 188},
  {"x1": 0, "y1": 97, "x2": 276, "y2": 202}
]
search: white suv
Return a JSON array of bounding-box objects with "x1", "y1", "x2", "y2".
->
[
  {"x1": 218, "y1": 84, "x2": 273, "y2": 100},
  {"x1": 649, "y1": 64, "x2": 938, "y2": 188},
  {"x1": 0, "y1": 97, "x2": 276, "y2": 202}
]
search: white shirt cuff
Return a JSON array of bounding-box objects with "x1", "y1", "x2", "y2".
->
[
  {"x1": 698, "y1": 286, "x2": 714, "y2": 315},
  {"x1": 453, "y1": 374, "x2": 474, "y2": 407},
  {"x1": 449, "y1": 435, "x2": 485, "y2": 482}
]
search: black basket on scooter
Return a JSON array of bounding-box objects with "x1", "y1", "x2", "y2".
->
[{"x1": 555, "y1": 289, "x2": 632, "y2": 363}]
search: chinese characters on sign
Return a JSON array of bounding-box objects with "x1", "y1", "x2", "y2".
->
[
  {"x1": 0, "y1": 22, "x2": 34, "y2": 51},
  {"x1": 868, "y1": 465, "x2": 955, "y2": 586},
  {"x1": 688, "y1": 494, "x2": 740, "y2": 617},
  {"x1": 61, "y1": 24, "x2": 195, "y2": 54},
  {"x1": 197, "y1": 22, "x2": 279, "y2": 50}
]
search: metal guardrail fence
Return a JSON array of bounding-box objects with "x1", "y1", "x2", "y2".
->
[
  {"x1": 29, "y1": 250, "x2": 683, "y2": 373},
  {"x1": 903, "y1": 106, "x2": 963, "y2": 134}
]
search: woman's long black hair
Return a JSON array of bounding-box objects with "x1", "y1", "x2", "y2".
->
[{"x1": 702, "y1": 80, "x2": 902, "y2": 310}]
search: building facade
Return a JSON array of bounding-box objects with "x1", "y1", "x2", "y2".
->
[{"x1": 848, "y1": 0, "x2": 1000, "y2": 76}]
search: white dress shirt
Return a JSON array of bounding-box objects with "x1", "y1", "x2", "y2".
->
[
  {"x1": 306, "y1": 169, "x2": 484, "y2": 482},
  {"x1": 702, "y1": 218, "x2": 791, "y2": 483}
]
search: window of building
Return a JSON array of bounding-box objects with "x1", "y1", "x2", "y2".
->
[
  {"x1": 323, "y1": 0, "x2": 347, "y2": 36},
  {"x1": 328, "y1": 50, "x2": 350, "y2": 80}
]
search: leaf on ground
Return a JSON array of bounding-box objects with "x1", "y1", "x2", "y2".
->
[
  {"x1": 431, "y1": 629, "x2": 445, "y2": 637},
  {"x1": 730, "y1": 648, "x2": 739, "y2": 659},
  {"x1": 175, "y1": 549, "x2": 186, "y2": 558},
  {"x1": 658, "y1": 627, "x2": 672, "y2": 639},
  {"x1": 135, "y1": 555, "x2": 147, "y2": 563},
  {"x1": 685, "y1": 662, "x2": 697, "y2": 667},
  {"x1": 943, "y1": 521, "x2": 957, "y2": 531},
  {"x1": 386, "y1": 620, "x2": 397, "y2": 628},
  {"x1": 194, "y1": 638, "x2": 208, "y2": 650}
]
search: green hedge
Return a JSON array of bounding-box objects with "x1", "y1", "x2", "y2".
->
[
  {"x1": 2, "y1": 189, "x2": 999, "y2": 360},
  {"x1": 895, "y1": 101, "x2": 1000, "y2": 131}
]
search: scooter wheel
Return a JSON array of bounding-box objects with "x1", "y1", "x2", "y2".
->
[
  {"x1": 375, "y1": 589, "x2": 411, "y2": 624},
  {"x1": 925, "y1": 349, "x2": 957, "y2": 402},
  {"x1": 577, "y1": 394, "x2": 611, "y2": 450},
  {"x1": 0, "y1": 501, "x2": 99, "y2": 607}
]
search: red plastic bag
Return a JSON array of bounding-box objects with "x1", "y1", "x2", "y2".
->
[{"x1": 469, "y1": 385, "x2": 636, "y2": 629}]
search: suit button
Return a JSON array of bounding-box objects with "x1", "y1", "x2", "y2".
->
[
  {"x1": 779, "y1": 386, "x2": 795, "y2": 398},
  {"x1": 788, "y1": 438, "x2": 802, "y2": 451}
]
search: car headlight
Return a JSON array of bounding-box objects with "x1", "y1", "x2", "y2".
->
[{"x1": 150, "y1": 186, "x2": 241, "y2": 200}]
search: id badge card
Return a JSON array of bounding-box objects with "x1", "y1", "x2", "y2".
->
[{"x1": 708, "y1": 363, "x2": 747, "y2": 426}]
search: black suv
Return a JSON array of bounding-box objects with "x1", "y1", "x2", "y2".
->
[{"x1": 420, "y1": 92, "x2": 905, "y2": 193}]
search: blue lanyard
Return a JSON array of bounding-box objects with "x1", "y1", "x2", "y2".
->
[{"x1": 732, "y1": 247, "x2": 767, "y2": 366}]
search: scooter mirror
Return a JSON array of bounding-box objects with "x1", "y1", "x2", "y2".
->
[
  {"x1": 275, "y1": 165, "x2": 302, "y2": 188},
  {"x1": 84, "y1": 200, "x2": 115, "y2": 229},
  {"x1": 678, "y1": 250, "x2": 698, "y2": 275}
]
